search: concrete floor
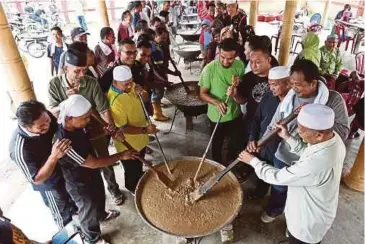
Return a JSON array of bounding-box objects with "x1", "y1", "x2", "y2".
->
[{"x1": 0, "y1": 19, "x2": 363, "y2": 244}]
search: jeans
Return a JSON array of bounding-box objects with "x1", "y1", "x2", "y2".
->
[
  {"x1": 151, "y1": 88, "x2": 164, "y2": 103},
  {"x1": 120, "y1": 148, "x2": 146, "y2": 193},
  {"x1": 77, "y1": 15, "x2": 88, "y2": 31},
  {"x1": 289, "y1": 231, "x2": 321, "y2": 244},
  {"x1": 90, "y1": 136, "x2": 122, "y2": 198},
  {"x1": 39, "y1": 188, "x2": 73, "y2": 230},
  {"x1": 64, "y1": 169, "x2": 105, "y2": 243},
  {"x1": 266, "y1": 156, "x2": 288, "y2": 216},
  {"x1": 209, "y1": 116, "x2": 246, "y2": 165}
]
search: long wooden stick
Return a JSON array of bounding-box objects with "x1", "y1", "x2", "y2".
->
[
  {"x1": 137, "y1": 94, "x2": 172, "y2": 175},
  {"x1": 193, "y1": 94, "x2": 231, "y2": 181}
]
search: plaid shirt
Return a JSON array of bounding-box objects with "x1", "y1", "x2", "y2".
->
[{"x1": 319, "y1": 46, "x2": 342, "y2": 75}]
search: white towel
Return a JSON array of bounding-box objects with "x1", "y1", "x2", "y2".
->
[
  {"x1": 280, "y1": 80, "x2": 329, "y2": 117},
  {"x1": 58, "y1": 94, "x2": 91, "y2": 126},
  {"x1": 98, "y1": 41, "x2": 113, "y2": 56}
]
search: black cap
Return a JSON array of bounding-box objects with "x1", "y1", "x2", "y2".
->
[
  {"x1": 70, "y1": 27, "x2": 90, "y2": 39},
  {"x1": 65, "y1": 50, "x2": 87, "y2": 67}
]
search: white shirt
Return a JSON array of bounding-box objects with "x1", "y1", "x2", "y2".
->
[{"x1": 249, "y1": 132, "x2": 346, "y2": 243}]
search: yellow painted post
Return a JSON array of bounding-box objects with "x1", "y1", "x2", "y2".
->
[
  {"x1": 344, "y1": 140, "x2": 364, "y2": 192},
  {"x1": 278, "y1": 0, "x2": 297, "y2": 65},
  {"x1": 321, "y1": 0, "x2": 331, "y2": 27},
  {"x1": 249, "y1": 0, "x2": 259, "y2": 29},
  {"x1": 0, "y1": 3, "x2": 35, "y2": 106},
  {"x1": 97, "y1": 0, "x2": 110, "y2": 27}
]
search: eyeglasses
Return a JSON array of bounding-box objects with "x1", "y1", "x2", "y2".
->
[{"x1": 121, "y1": 50, "x2": 137, "y2": 56}]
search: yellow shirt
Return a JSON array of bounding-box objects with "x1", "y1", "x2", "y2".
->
[{"x1": 107, "y1": 83, "x2": 148, "y2": 152}]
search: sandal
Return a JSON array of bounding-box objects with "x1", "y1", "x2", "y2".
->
[
  {"x1": 101, "y1": 209, "x2": 120, "y2": 222},
  {"x1": 112, "y1": 192, "x2": 125, "y2": 206}
]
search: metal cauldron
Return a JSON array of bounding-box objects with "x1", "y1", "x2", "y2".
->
[
  {"x1": 172, "y1": 42, "x2": 201, "y2": 60},
  {"x1": 134, "y1": 156, "x2": 243, "y2": 238},
  {"x1": 177, "y1": 30, "x2": 200, "y2": 42},
  {"x1": 165, "y1": 81, "x2": 207, "y2": 117}
]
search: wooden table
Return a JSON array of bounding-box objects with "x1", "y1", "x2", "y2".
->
[{"x1": 336, "y1": 19, "x2": 365, "y2": 30}]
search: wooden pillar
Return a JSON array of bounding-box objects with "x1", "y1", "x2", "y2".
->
[
  {"x1": 61, "y1": 0, "x2": 70, "y2": 24},
  {"x1": 15, "y1": 1, "x2": 24, "y2": 14},
  {"x1": 321, "y1": 0, "x2": 331, "y2": 27},
  {"x1": 357, "y1": 0, "x2": 365, "y2": 17},
  {"x1": 344, "y1": 140, "x2": 364, "y2": 192},
  {"x1": 97, "y1": 0, "x2": 110, "y2": 27},
  {"x1": 278, "y1": 0, "x2": 297, "y2": 65},
  {"x1": 109, "y1": 0, "x2": 116, "y2": 21},
  {"x1": 249, "y1": 0, "x2": 258, "y2": 29},
  {"x1": 0, "y1": 3, "x2": 35, "y2": 105}
]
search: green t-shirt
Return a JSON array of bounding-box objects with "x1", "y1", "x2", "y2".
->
[{"x1": 199, "y1": 59, "x2": 245, "y2": 122}]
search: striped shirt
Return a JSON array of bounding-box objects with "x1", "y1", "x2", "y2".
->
[{"x1": 55, "y1": 124, "x2": 98, "y2": 186}]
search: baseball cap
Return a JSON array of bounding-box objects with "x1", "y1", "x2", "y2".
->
[{"x1": 70, "y1": 27, "x2": 90, "y2": 39}]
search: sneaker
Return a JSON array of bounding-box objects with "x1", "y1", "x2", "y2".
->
[
  {"x1": 261, "y1": 211, "x2": 277, "y2": 223},
  {"x1": 220, "y1": 224, "x2": 234, "y2": 243}
]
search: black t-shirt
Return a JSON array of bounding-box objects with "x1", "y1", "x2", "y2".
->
[
  {"x1": 238, "y1": 71, "x2": 270, "y2": 122},
  {"x1": 55, "y1": 125, "x2": 98, "y2": 187},
  {"x1": 99, "y1": 60, "x2": 148, "y2": 93},
  {"x1": 9, "y1": 113, "x2": 64, "y2": 192}
]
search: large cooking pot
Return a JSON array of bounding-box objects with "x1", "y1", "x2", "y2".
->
[
  {"x1": 177, "y1": 30, "x2": 200, "y2": 42},
  {"x1": 164, "y1": 81, "x2": 207, "y2": 117},
  {"x1": 135, "y1": 156, "x2": 243, "y2": 238},
  {"x1": 172, "y1": 42, "x2": 201, "y2": 60}
]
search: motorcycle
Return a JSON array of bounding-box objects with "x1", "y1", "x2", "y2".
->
[{"x1": 16, "y1": 33, "x2": 48, "y2": 58}]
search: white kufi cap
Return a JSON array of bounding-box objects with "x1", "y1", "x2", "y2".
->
[
  {"x1": 58, "y1": 94, "x2": 92, "y2": 126},
  {"x1": 113, "y1": 65, "x2": 132, "y2": 82},
  {"x1": 297, "y1": 104, "x2": 335, "y2": 130},
  {"x1": 268, "y1": 66, "x2": 290, "y2": 80},
  {"x1": 223, "y1": 0, "x2": 237, "y2": 4}
]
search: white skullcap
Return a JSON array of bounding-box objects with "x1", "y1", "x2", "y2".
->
[
  {"x1": 297, "y1": 104, "x2": 335, "y2": 130},
  {"x1": 58, "y1": 94, "x2": 92, "y2": 126},
  {"x1": 113, "y1": 65, "x2": 132, "y2": 82},
  {"x1": 224, "y1": 0, "x2": 237, "y2": 4},
  {"x1": 268, "y1": 66, "x2": 290, "y2": 80}
]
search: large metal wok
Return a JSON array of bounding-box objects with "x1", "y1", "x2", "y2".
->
[
  {"x1": 164, "y1": 81, "x2": 207, "y2": 133},
  {"x1": 177, "y1": 30, "x2": 200, "y2": 42},
  {"x1": 135, "y1": 156, "x2": 243, "y2": 238},
  {"x1": 172, "y1": 42, "x2": 201, "y2": 59}
]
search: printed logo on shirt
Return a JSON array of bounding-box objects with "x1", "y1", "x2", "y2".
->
[
  {"x1": 12, "y1": 224, "x2": 32, "y2": 244},
  {"x1": 252, "y1": 82, "x2": 269, "y2": 103}
]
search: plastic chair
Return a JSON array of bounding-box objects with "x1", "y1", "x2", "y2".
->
[
  {"x1": 270, "y1": 29, "x2": 281, "y2": 55},
  {"x1": 355, "y1": 51, "x2": 365, "y2": 76},
  {"x1": 337, "y1": 71, "x2": 364, "y2": 116},
  {"x1": 309, "y1": 13, "x2": 322, "y2": 25},
  {"x1": 308, "y1": 24, "x2": 323, "y2": 33},
  {"x1": 335, "y1": 23, "x2": 356, "y2": 51},
  {"x1": 351, "y1": 31, "x2": 364, "y2": 54}
]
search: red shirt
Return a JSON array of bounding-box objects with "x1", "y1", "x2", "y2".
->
[{"x1": 118, "y1": 23, "x2": 131, "y2": 43}]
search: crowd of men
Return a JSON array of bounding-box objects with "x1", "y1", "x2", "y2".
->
[{"x1": 4, "y1": 1, "x2": 361, "y2": 244}]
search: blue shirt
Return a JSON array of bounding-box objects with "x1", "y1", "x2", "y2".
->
[
  {"x1": 249, "y1": 91, "x2": 282, "y2": 162},
  {"x1": 47, "y1": 44, "x2": 65, "y2": 74}
]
